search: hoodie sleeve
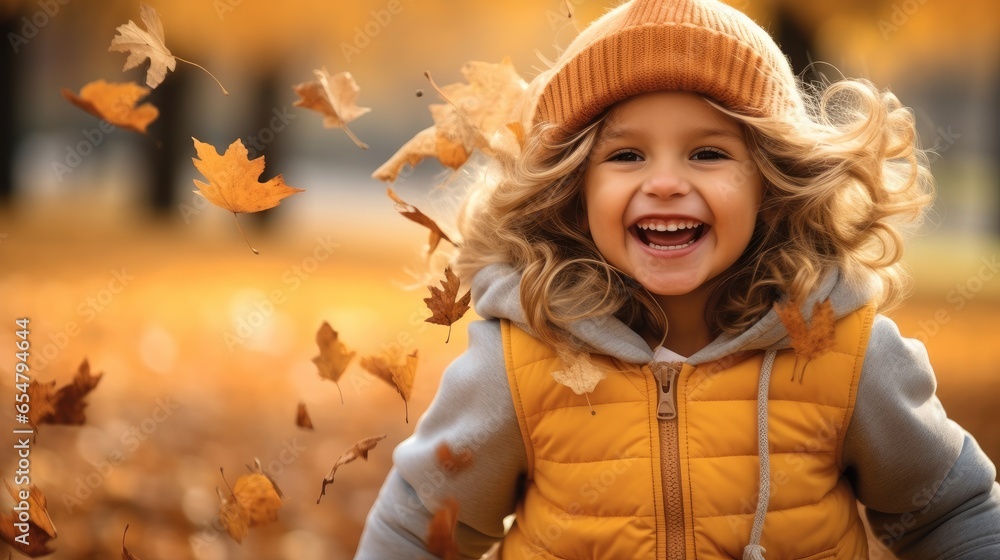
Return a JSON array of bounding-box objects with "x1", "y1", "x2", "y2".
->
[
  {"x1": 355, "y1": 319, "x2": 526, "y2": 559},
  {"x1": 842, "y1": 315, "x2": 1000, "y2": 559}
]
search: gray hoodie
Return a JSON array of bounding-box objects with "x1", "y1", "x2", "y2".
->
[{"x1": 355, "y1": 263, "x2": 1000, "y2": 559}]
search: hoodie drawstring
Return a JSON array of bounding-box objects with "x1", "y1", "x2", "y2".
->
[{"x1": 743, "y1": 349, "x2": 777, "y2": 560}]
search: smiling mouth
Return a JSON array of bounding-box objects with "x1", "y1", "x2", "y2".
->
[{"x1": 630, "y1": 219, "x2": 708, "y2": 250}]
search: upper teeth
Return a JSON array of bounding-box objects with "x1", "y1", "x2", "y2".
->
[{"x1": 637, "y1": 220, "x2": 702, "y2": 232}]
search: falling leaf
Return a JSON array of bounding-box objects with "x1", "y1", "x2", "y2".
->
[
  {"x1": 109, "y1": 3, "x2": 227, "y2": 94},
  {"x1": 424, "y1": 267, "x2": 471, "y2": 343},
  {"x1": 108, "y1": 3, "x2": 175, "y2": 89},
  {"x1": 61, "y1": 80, "x2": 159, "y2": 134},
  {"x1": 122, "y1": 524, "x2": 139, "y2": 560},
  {"x1": 3, "y1": 481, "x2": 56, "y2": 541},
  {"x1": 311, "y1": 322, "x2": 356, "y2": 403},
  {"x1": 436, "y1": 443, "x2": 474, "y2": 475},
  {"x1": 551, "y1": 350, "x2": 606, "y2": 395},
  {"x1": 293, "y1": 68, "x2": 371, "y2": 149},
  {"x1": 191, "y1": 137, "x2": 304, "y2": 254},
  {"x1": 217, "y1": 487, "x2": 249, "y2": 544},
  {"x1": 774, "y1": 298, "x2": 836, "y2": 361},
  {"x1": 372, "y1": 58, "x2": 528, "y2": 182},
  {"x1": 26, "y1": 380, "x2": 55, "y2": 429},
  {"x1": 0, "y1": 483, "x2": 56, "y2": 557},
  {"x1": 386, "y1": 187, "x2": 455, "y2": 257},
  {"x1": 360, "y1": 350, "x2": 418, "y2": 422},
  {"x1": 41, "y1": 359, "x2": 102, "y2": 425},
  {"x1": 295, "y1": 402, "x2": 314, "y2": 430},
  {"x1": 217, "y1": 460, "x2": 283, "y2": 543},
  {"x1": 427, "y1": 498, "x2": 460, "y2": 560},
  {"x1": 316, "y1": 434, "x2": 387, "y2": 503}
]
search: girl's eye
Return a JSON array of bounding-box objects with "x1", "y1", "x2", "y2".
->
[
  {"x1": 608, "y1": 149, "x2": 643, "y2": 162},
  {"x1": 691, "y1": 148, "x2": 729, "y2": 161}
]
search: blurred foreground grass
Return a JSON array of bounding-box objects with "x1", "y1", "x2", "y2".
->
[{"x1": 0, "y1": 201, "x2": 998, "y2": 559}]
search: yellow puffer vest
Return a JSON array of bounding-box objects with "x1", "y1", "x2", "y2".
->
[{"x1": 498, "y1": 303, "x2": 876, "y2": 559}]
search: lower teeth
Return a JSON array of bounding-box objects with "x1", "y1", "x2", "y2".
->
[{"x1": 647, "y1": 240, "x2": 694, "y2": 250}]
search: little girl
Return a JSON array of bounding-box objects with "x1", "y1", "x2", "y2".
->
[{"x1": 356, "y1": 0, "x2": 1000, "y2": 558}]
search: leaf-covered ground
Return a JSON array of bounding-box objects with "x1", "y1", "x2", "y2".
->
[{"x1": 1, "y1": 203, "x2": 998, "y2": 559}]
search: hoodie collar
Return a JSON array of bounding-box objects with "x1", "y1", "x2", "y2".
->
[{"x1": 472, "y1": 262, "x2": 879, "y2": 366}]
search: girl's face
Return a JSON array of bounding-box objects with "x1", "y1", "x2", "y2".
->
[{"x1": 582, "y1": 91, "x2": 763, "y2": 302}]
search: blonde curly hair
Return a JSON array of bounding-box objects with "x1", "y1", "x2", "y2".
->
[{"x1": 454, "y1": 79, "x2": 933, "y2": 351}]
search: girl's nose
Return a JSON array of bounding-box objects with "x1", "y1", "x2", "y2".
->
[{"x1": 640, "y1": 159, "x2": 691, "y2": 198}]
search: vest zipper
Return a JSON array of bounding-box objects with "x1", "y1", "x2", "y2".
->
[{"x1": 653, "y1": 362, "x2": 686, "y2": 560}]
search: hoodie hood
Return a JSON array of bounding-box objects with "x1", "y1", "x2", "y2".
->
[{"x1": 472, "y1": 262, "x2": 880, "y2": 365}]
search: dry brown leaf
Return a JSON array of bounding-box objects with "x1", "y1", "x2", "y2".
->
[
  {"x1": 436, "y1": 443, "x2": 474, "y2": 475},
  {"x1": 0, "y1": 483, "x2": 56, "y2": 557},
  {"x1": 424, "y1": 267, "x2": 471, "y2": 343},
  {"x1": 427, "y1": 498, "x2": 460, "y2": 560},
  {"x1": 360, "y1": 350, "x2": 418, "y2": 422},
  {"x1": 293, "y1": 68, "x2": 371, "y2": 149},
  {"x1": 295, "y1": 402, "x2": 314, "y2": 430},
  {"x1": 3, "y1": 481, "x2": 56, "y2": 541},
  {"x1": 61, "y1": 80, "x2": 159, "y2": 134},
  {"x1": 316, "y1": 434, "x2": 388, "y2": 503},
  {"x1": 122, "y1": 524, "x2": 139, "y2": 560},
  {"x1": 108, "y1": 3, "x2": 175, "y2": 89},
  {"x1": 109, "y1": 3, "x2": 226, "y2": 94},
  {"x1": 372, "y1": 58, "x2": 528, "y2": 182},
  {"x1": 386, "y1": 187, "x2": 455, "y2": 257},
  {"x1": 217, "y1": 460, "x2": 283, "y2": 544},
  {"x1": 191, "y1": 137, "x2": 304, "y2": 254},
  {"x1": 26, "y1": 380, "x2": 55, "y2": 429},
  {"x1": 217, "y1": 487, "x2": 249, "y2": 544},
  {"x1": 311, "y1": 322, "x2": 356, "y2": 403},
  {"x1": 774, "y1": 298, "x2": 836, "y2": 361},
  {"x1": 41, "y1": 359, "x2": 102, "y2": 426}
]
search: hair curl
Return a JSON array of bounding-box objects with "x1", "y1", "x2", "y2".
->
[{"x1": 455, "y1": 79, "x2": 933, "y2": 351}]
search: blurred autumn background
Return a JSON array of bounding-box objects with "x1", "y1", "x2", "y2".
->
[{"x1": 0, "y1": 0, "x2": 998, "y2": 558}]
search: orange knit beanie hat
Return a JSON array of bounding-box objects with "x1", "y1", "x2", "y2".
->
[{"x1": 526, "y1": 0, "x2": 803, "y2": 138}]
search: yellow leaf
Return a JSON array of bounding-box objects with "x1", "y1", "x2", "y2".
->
[
  {"x1": 61, "y1": 80, "x2": 159, "y2": 134},
  {"x1": 108, "y1": 3, "x2": 176, "y2": 89},
  {"x1": 551, "y1": 350, "x2": 606, "y2": 395},
  {"x1": 360, "y1": 350, "x2": 418, "y2": 422},
  {"x1": 311, "y1": 322, "x2": 357, "y2": 403}
]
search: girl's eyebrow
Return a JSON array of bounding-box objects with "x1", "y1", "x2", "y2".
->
[{"x1": 597, "y1": 125, "x2": 744, "y2": 143}]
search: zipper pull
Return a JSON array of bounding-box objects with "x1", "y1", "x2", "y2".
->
[{"x1": 653, "y1": 362, "x2": 681, "y2": 420}]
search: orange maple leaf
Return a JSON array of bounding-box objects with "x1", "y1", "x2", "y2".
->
[
  {"x1": 427, "y1": 498, "x2": 460, "y2": 560},
  {"x1": 191, "y1": 137, "x2": 304, "y2": 254},
  {"x1": 372, "y1": 58, "x2": 528, "y2": 182},
  {"x1": 424, "y1": 267, "x2": 471, "y2": 343},
  {"x1": 774, "y1": 297, "x2": 836, "y2": 381},
  {"x1": 293, "y1": 68, "x2": 370, "y2": 149},
  {"x1": 61, "y1": 80, "x2": 159, "y2": 134},
  {"x1": 386, "y1": 187, "x2": 455, "y2": 257},
  {"x1": 436, "y1": 443, "x2": 474, "y2": 476},
  {"x1": 360, "y1": 351, "x2": 418, "y2": 422},
  {"x1": 39, "y1": 359, "x2": 102, "y2": 426},
  {"x1": 295, "y1": 402, "x2": 314, "y2": 430},
  {"x1": 311, "y1": 322, "x2": 356, "y2": 403},
  {"x1": 316, "y1": 434, "x2": 388, "y2": 503}
]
